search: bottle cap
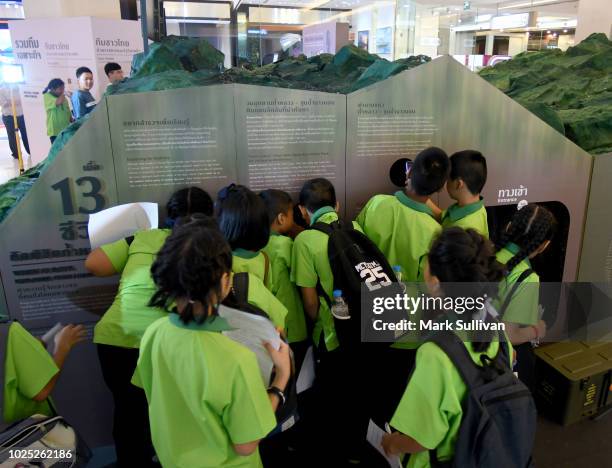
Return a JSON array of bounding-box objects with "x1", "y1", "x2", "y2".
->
[{"x1": 333, "y1": 290, "x2": 342, "y2": 297}]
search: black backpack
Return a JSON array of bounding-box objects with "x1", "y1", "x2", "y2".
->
[
  {"x1": 311, "y1": 220, "x2": 402, "y2": 348},
  {"x1": 223, "y1": 273, "x2": 299, "y2": 434},
  {"x1": 427, "y1": 329, "x2": 537, "y2": 468}
]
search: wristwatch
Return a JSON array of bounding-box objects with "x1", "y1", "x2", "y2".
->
[{"x1": 267, "y1": 386, "x2": 286, "y2": 406}]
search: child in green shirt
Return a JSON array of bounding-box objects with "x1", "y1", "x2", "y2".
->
[
  {"x1": 382, "y1": 228, "x2": 512, "y2": 467},
  {"x1": 217, "y1": 184, "x2": 274, "y2": 291},
  {"x1": 494, "y1": 203, "x2": 555, "y2": 390},
  {"x1": 438, "y1": 150, "x2": 490, "y2": 238},
  {"x1": 86, "y1": 186, "x2": 214, "y2": 467},
  {"x1": 3, "y1": 321, "x2": 85, "y2": 424},
  {"x1": 292, "y1": 178, "x2": 364, "y2": 464},
  {"x1": 356, "y1": 147, "x2": 449, "y2": 282},
  {"x1": 216, "y1": 184, "x2": 288, "y2": 331},
  {"x1": 42, "y1": 78, "x2": 72, "y2": 143},
  {"x1": 133, "y1": 218, "x2": 291, "y2": 468},
  {"x1": 259, "y1": 189, "x2": 307, "y2": 347}
]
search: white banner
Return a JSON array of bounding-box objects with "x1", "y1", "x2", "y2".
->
[{"x1": 9, "y1": 17, "x2": 142, "y2": 164}]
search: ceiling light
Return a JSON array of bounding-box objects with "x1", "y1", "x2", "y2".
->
[{"x1": 563, "y1": 29, "x2": 568, "y2": 33}]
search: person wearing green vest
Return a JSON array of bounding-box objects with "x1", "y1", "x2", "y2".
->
[
  {"x1": 133, "y1": 218, "x2": 291, "y2": 468},
  {"x1": 356, "y1": 147, "x2": 449, "y2": 282},
  {"x1": 85, "y1": 187, "x2": 214, "y2": 467},
  {"x1": 494, "y1": 203, "x2": 555, "y2": 390},
  {"x1": 259, "y1": 189, "x2": 307, "y2": 348},
  {"x1": 217, "y1": 184, "x2": 274, "y2": 290},
  {"x1": 2, "y1": 321, "x2": 84, "y2": 425},
  {"x1": 42, "y1": 78, "x2": 73, "y2": 143},
  {"x1": 440, "y1": 150, "x2": 490, "y2": 238},
  {"x1": 382, "y1": 228, "x2": 512, "y2": 467}
]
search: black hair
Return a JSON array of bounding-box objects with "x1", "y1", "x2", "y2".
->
[
  {"x1": 428, "y1": 227, "x2": 505, "y2": 352},
  {"x1": 43, "y1": 78, "x2": 64, "y2": 94},
  {"x1": 410, "y1": 147, "x2": 450, "y2": 196},
  {"x1": 149, "y1": 217, "x2": 231, "y2": 324},
  {"x1": 216, "y1": 184, "x2": 270, "y2": 251},
  {"x1": 449, "y1": 150, "x2": 487, "y2": 195},
  {"x1": 259, "y1": 189, "x2": 293, "y2": 224},
  {"x1": 165, "y1": 187, "x2": 214, "y2": 227},
  {"x1": 299, "y1": 178, "x2": 336, "y2": 213},
  {"x1": 104, "y1": 62, "x2": 122, "y2": 76},
  {"x1": 76, "y1": 66, "x2": 93, "y2": 78},
  {"x1": 499, "y1": 203, "x2": 557, "y2": 272}
]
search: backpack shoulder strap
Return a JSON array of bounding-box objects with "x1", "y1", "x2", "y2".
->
[
  {"x1": 428, "y1": 331, "x2": 483, "y2": 390},
  {"x1": 499, "y1": 268, "x2": 534, "y2": 318},
  {"x1": 260, "y1": 251, "x2": 270, "y2": 288},
  {"x1": 232, "y1": 272, "x2": 249, "y2": 305},
  {"x1": 311, "y1": 221, "x2": 337, "y2": 235},
  {"x1": 0, "y1": 320, "x2": 13, "y2": 425}
]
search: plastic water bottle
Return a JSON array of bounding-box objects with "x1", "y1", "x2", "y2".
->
[
  {"x1": 393, "y1": 265, "x2": 407, "y2": 293},
  {"x1": 331, "y1": 290, "x2": 350, "y2": 320}
]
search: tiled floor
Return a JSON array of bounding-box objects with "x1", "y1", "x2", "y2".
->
[{"x1": 0, "y1": 134, "x2": 34, "y2": 185}]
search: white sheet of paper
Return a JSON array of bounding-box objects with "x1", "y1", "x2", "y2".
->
[
  {"x1": 218, "y1": 305, "x2": 281, "y2": 384},
  {"x1": 366, "y1": 419, "x2": 402, "y2": 468},
  {"x1": 88, "y1": 203, "x2": 158, "y2": 249},
  {"x1": 296, "y1": 345, "x2": 315, "y2": 394}
]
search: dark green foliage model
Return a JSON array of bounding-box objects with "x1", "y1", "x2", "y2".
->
[
  {"x1": 479, "y1": 33, "x2": 612, "y2": 155},
  {"x1": 109, "y1": 35, "x2": 430, "y2": 95}
]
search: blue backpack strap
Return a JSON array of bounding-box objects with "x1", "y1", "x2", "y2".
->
[{"x1": 428, "y1": 331, "x2": 484, "y2": 390}]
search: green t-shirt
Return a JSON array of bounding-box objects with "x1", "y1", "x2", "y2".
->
[
  {"x1": 243, "y1": 272, "x2": 288, "y2": 330},
  {"x1": 43, "y1": 92, "x2": 72, "y2": 137},
  {"x1": 93, "y1": 229, "x2": 170, "y2": 349},
  {"x1": 233, "y1": 250, "x2": 273, "y2": 291},
  {"x1": 441, "y1": 200, "x2": 489, "y2": 238},
  {"x1": 291, "y1": 207, "x2": 340, "y2": 351},
  {"x1": 390, "y1": 336, "x2": 513, "y2": 468},
  {"x1": 356, "y1": 192, "x2": 441, "y2": 282},
  {"x1": 3, "y1": 322, "x2": 58, "y2": 424},
  {"x1": 133, "y1": 315, "x2": 276, "y2": 468},
  {"x1": 263, "y1": 233, "x2": 307, "y2": 343},
  {"x1": 494, "y1": 243, "x2": 540, "y2": 326}
]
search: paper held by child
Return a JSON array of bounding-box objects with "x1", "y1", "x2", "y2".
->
[
  {"x1": 88, "y1": 202, "x2": 158, "y2": 249},
  {"x1": 366, "y1": 419, "x2": 402, "y2": 468},
  {"x1": 218, "y1": 304, "x2": 282, "y2": 384}
]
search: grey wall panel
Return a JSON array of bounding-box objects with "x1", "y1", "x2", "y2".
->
[
  {"x1": 0, "y1": 100, "x2": 118, "y2": 446},
  {"x1": 233, "y1": 85, "x2": 347, "y2": 213},
  {"x1": 346, "y1": 58, "x2": 448, "y2": 218},
  {"x1": 439, "y1": 57, "x2": 593, "y2": 281},
  {"x1": 107, "y1": 85, "x2": 239, "y2": 208},
  {"x1": 578, "y1": 153, "x2": 612, "y2": 282}
]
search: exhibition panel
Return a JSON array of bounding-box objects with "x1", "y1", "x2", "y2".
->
[
  {"x1": 578, "y1": 154, "x2": 612, "y2": 282},
  {"x1": 233, "y1": 85, "x2": 347, "y2": 210},
  {"x1": 107, "y1": 85, "x2": 238, "y2": 205}
]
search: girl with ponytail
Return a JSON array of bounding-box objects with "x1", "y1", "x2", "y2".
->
[
  {"x1": 382, "y1": 228, "x2": 509, "y2": 466},
  {"x1": 42, "y1": 78, "x2": 72, "y2": 143},
  {"x1": 135, "y1": 218, "x2": 291, "y2": 468},
  {"x1": 495, "y1": 203, "x2": 556, "y2": 345},
  {"x1": 84, "y1": 186, "x2": 213, "y2": 467},
  {"x1": 494, "y1": 203, "x2": 556, "y2": 391}
]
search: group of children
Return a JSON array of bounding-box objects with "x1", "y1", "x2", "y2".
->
[{"x1": 1, "y1": 146, "x2": 557, "y2": 468}]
